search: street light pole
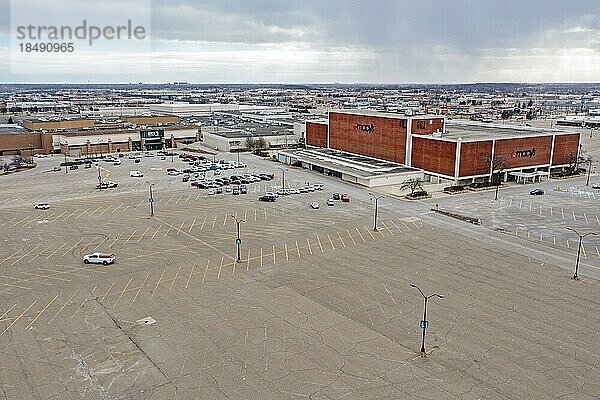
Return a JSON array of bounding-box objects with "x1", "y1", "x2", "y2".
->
[
  {"x1": 64, "y1": 153, "x2": 68, "y2": 174},
  {"x1": 410, "y1": 284, "x2": 444, "y2": 356},
  {"x1": 146, "y1": 181, "x2": 155, "y2": 217},
  {"x1": 566, "y1": 228, "x2": 598, "y2": 279},
  {"x1": 369, "y1": 192, "x2": 384, "y2": 231},
  {"x1": 279, "y1": 168, "x2": 286, "y2": 190},
  {"x1": 231, "y1": 215, "x2": 245, "y2": 262},
  {"x1": 585, "y1": 157, "x2": 592, "y2": 186}
]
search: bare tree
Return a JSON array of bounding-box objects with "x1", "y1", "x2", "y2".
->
[
  {"x1": 482, "y1": 153, "x2": 510, "y2": 200},
  {"x1": 244, "y1": 137, "x2": 255, "y2": 150},
  {"x1": 400, "y1": 178, "x2": 424, "y2": 196},
  {"x1": 256, "y1": 137, "x2": 267, "y2": 150}
]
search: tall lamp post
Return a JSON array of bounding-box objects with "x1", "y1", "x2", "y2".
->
[
  {"x1": 585, "y1": 157, "x2": 593, "y2": 186},
  {"x1": 278, "y1": 167, "x2": 286, "y2": 190},
  {"x1": 231, "y1": 215, "x2": 245, "y2": 262},
  {"x1": 369, "y1": 192, "x2": 384, "y2": 231},
  {"x1": 146, "y1": 181, "x2": 155, "y2": 217},
  {"x1": 566, "y1": 228, "x2": 598, "y2": 279},
  {"x1": 410, "y1": 283, "x2": 444, "y2": 357}
]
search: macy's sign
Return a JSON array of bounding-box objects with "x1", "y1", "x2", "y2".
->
[
  {"x1": 353, "y1": 123, "x2": 375, "y2": 133},
  {"x1": 511, "y1": 148, "x2": 536, "y2": 158}
]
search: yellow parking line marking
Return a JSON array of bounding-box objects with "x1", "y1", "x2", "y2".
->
[
  {"x1": 381, "y1": 221, "x2": 393, "y2": 236},
  {"x1": 399, "y1": 219, "x2": 411, "y2": 230},
  {"x1": 113, "y1": 277, "x2": 133, "y2": 308},
  {"x1": 80, "y1": 236, "x2": 99, "y2": 252},
  {"x1": 177, "y1": 221, "x2": 185, "y2": 235},
  {"x1": 45, "y1": 241, "x2": 69, "y2": 259},
  {"x1": 0, "y1": 304, "x2": 17, "y2": 322},
  {"x1": 272, "y1": 245, "x2": 276, "y2": 263},
  {"x1": 217, "y1": 257, "x2": 224, "y2": 279},
  {"x1": 346, "y1": 229, "x2": 356, "y2": 244},
  {"x1": 529, "y1": 202, "x2": 532, "y2": 212},
  {"x1": 540, "y1": 233, "x2": 543, "y2": 242},
  {"x1": 62, "y1": 209, "x2": 80, "y2": 221},
  {"x1": 337, "y1": 232, "x2": 346, "y2": 248},
  {"x1": 284, "y1": 243, "x2": 289, "y2": 261},
  {"x1": 327, "y1": 234, "x2": 336, "y2": 250},
  {"x1": 364, "y1": 226, "x2": 376, "y2": 239},
  {"x1": 163, "y1": 224, "x2": 171, "y2": 237},
  {"x1": 1, "y1": 300, "x2": 38, "y2": 336},
  {"x1": 264, "y1": 210, "x2": 268, "y2": 219},
  {"x1": 22, "y1": 216, "x2": 40, "y2": 227},
  {"x1": 566, "y1": 240, "x2": 570, "y2": 248},
  {"x1": 169, "y1": 266, "x2": 181, "y2": 292},
  {"x1": 223, "y1": 213, "x2": 228, "y2": 226},
  {"x1": 573, "y1": 211, "x2": 576, "y2": 221},
  {"x1": 597, "y1": 215, "x2": 600, "y2": 226},
  {"x1": 25, "y1": 294, "x2": 59, "y2": 330},
  {"x1": 98, "y1": 205, "x2": 113, "y2": 216},
  {"x1": 584, "y1": 213, "x2": 589, "y2": 223},
  {"x1": 550, "y1": 207, "x2": 553, "y2": 217},
  {"x1": 186, "y1": 194, "x2": 192, "y2": 203},
  {"x1": 188, "y1": 218, "x2": 196, "y2": 232},
  {"x1": 232, "y1": 256, "x2": 237, "y2": 275},
  {"x1": 88, "y1": 207, "x2": 102, "y2": 217},
  {"x1": 247, "y1": 250, "x2": 251, "y2": 271},
  {"x1": 0, "y1": 217, "x2": 17, "y2": 228},
  {"x1": 137, "y1": 227, "x2": 150, "y2": 243},
  {"x1": 316, "y1": 236, "x2": 324, "y2": 253},
  {"x1": 296, "y1": 241, "x2": 301, "y2": 257},
  {"x1": 19, "y1": 270, "x2": 69, "y2": 282},
  {"x1": 165, "y1": 195, "x2": 174, "y2": 206},
  {"x1": 582, "y1": 244, "x2": 587, "y2": 259},
  {"x1": 527, "y1": 231, "x2": 531, "y2": 239},
  {"x1": 72, "y1": 286, "x2": 96, "y2": 317},
  {"x1": 123, "y1": 231, "x2": 137, "y2": 246},
  {"x1": 202, "y1": 260, "x2": 210, "y2": 283},
  {"x1": 355, "y1": 227, "x2": 366, "y2": 242},
  {"x1": 49, "y1": 290, "x2": 80, "y2": 324},
  {"x1": 152, "y1": 270, "x2": 165, "y2": 296},
  {"x1": 254, "y1": 209, "x2": 257, "y2": 221},
  {"x1": 176, "y1": 195, "x2": 183, "y2": 204},
  {"x1": 185, "y1": 263, "x2": 196, "y2": 288},
  {"x1": 28, "y1": 245, "x2": 52, "y2": 263},
  {"x1": 74, "y1": 207, "x2": 91, "y2": 219},
  {"x1": 49, "y1": 211, "x2": 68, "y2": 222},
  {"x1": 132, "y1": 274, "x2": 148, "y2": 303},
  {"x1": 0, "y1": 249, "x2": 23, "y2": 265},
  {"x1": 260, "y1": 247, "x2": 264, "y2": 267},
  {"x1": 195, "y1": 193, "x2": 201, "y2": 201},
  {"x1": 539, "y1": 204, "x2": 542, "y2": 215},
  {"x1": 151, "y1": 225, "x2": 161, "y2": 240},
  {"x1": 554, "y1": 237, "x2": 556, "y2": 245},
  {"x1": 10, "y1": 245, "x2": 40, "y2": 266},
  {"x1": 200, "y1": 216, "x2": 207, "y2": 230},
  {"x1": 596, "y1": 246, "x2": 600, "y2": 259},
  {"x1": 110, "y1": 232, "x2": 124, "y2": 248},
  {"x1": 62, "y1": 239, "x2": 83, "y2": 256},
  {"x1": 244, "y1": 210, "x2": 247, "y2": 221},
  {"x1": 111, "y1": 204, "x2": 123, "y2": 213},
  {"x1": 211, "y1": 216, "x2": 217, "y2": 229},
  {"x1": 100, "y1": 283, "x2": 114, "y2": 302},
  {"x1": 561, "y1": 208, "x2": 565, "y2": 219}
]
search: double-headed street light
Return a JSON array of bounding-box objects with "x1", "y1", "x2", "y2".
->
[
  {"x1": 146, "y1": 181, "x2": 155, "y2": 217},
  {"x1": 410, "y1": 283, "x2": 444, "y2": 357},
  {"x1": 278, "y1": 167, "x2": 287, "y2": 190},
  {"x1": 369, "y1": 192, "x2": 384, "y2": 231},
  {"x1": 566, "y1": 227, "x2": 598, "y2": 279},
  {"x1": 231, "y1": 214, "x2": 245, "y2": 262}
]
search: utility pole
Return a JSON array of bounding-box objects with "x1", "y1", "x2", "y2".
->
[
  {"x1": 278, "y1": 168, "x2": 286, "y2": 190},
  {"x1": 410, "y1": 284, "x2": 444, "y2": 356},
  {"x1": 585, "y1": 157, "x2": 593, "y2": 186},
  {"x1": 64, "y1": 153, "x2": 68, "y2": 174}
]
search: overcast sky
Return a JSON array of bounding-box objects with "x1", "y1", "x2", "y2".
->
[{"x1": 0, "y1": 0, "x2": 598, "y2": 83}]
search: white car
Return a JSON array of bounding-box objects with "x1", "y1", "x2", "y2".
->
[
  {"x1": 130, "y1": 170, "x2": 144, "y2": 177},
  {"x1": 326, "y1": 198, "x2": 335, "y2": 206},
  {"x1": 207, "y1": 189, "x2": 216, "y2": 195},
  {"x1": 83, "y1": 252, "x2": 115, "y2": 265},
  {"x1": 310, "y1": 201, "x2": 320, "y2": 209},
  {"x1": 34, "y1": 203, "x2": 50, "y2": 210},
  {"x1": 167, "y1": 170, "x2": 181, "y2": 176}
]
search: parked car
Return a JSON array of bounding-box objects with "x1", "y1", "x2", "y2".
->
[
  {"x1": 83, "y1": 252, "x2": 115, "y2": 265},
  {"x1": 69, "y1": 165, "x2": 78, "y2": 170},
  {"x1": 34, "y1": 203, "x2": 50, "y2": 210},
  {"x1": 314, "y1": 183, "x2": 324, "y2": 190},
  {"x1": 216, "y1": 187, "x2": 223, "y2": 194},
  {"x1": 52, "y1": 166, "x2": 61, "y2": 172},
  {"x1": 84, "y1": 164, "x2": 92, "y2": 169},
  {"x1": 529, "y1": 189, "x2": 544, "y2": 195},
  {"x1": 259, "y1": 194, "x2": 276, "y2": 202},
  {"x1": 130, "y1": 170, "x2": 144, "y2": 177},
  {"x1": 97, "y1": 181, "x2": 118, "y2": 189},
  {"x1": 310, "y1": 201, "x2": 320, "y2": 209},
  {"x1": 240, "y1": 185, "x2": 248, "y2": 194},
  {"x1": 592, "y1": 183, "x2": 600, "y2": 189},
  {"x1": 332, "y1": 192, "x2": 341, "y2": 200},
  {"x1": 182, "y1": 175, "x2": 190, "y2": 182},
  {"x1": 341, "y1": 193, "x2": 350, "y2": 202},
  {"x1": 232, "y1": 187, "x2": 240, "y2": 195},
  {"x1": 207, "y1": 189, "x2": 216, "y2": 195},
  {"x1": 326, "y1": 198, "x2": 335, "y2": 206}
]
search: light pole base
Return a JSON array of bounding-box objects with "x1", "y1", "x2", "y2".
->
[
  {"x1": 419, "y1": 351, "x2": 427, "y2": 357},
  {"x1": 572, "y1": 274, "x2": 579, "y2": 280}
]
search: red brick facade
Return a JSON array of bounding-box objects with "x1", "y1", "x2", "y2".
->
[
  {"x1": 494, "y1": 137, "x2": 553, "y2": 169},
  {"x1": 306, "y1": 122, "x2": 328, "y2": 147},
  {"x1": 411, "y1": 118, "x2": 444, "y2": 135},
  {"x1": 459, "y1": 141, "x2": 493, "y2": 177},
  {"x1": 411, "y1": 137, "x2": 456, "y2": 177},
  {"x1": 551, "y1": 133, "x2": 580, "y2": 166},
  {"x1": 329, "y1": 112, "x2": 409, "y2": 163}
]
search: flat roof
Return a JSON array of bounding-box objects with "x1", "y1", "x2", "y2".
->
[
  {"x1": 202, "y1": 125, "x2": 293, "y2": 139},
  {"x1": 330, "y1": 109, "x2": 442, "y2": 120},
  {"x1": 0, "y1": 124, "x2": 29, "y2": 134},
  {"x1": 441, "y1": 120, "x2": 578, "y2": 141},
  {"x1": 283, "y1": 148, "x2": 419, "y2": 178}
]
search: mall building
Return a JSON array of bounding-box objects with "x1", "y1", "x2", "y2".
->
[{"x1": 297, "y1": 110, "x2": 581, "y2": 185}]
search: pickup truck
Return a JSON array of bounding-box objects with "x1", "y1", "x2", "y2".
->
[{"x1": 83, "y1": 252, "x2": 115, "y2": 265}]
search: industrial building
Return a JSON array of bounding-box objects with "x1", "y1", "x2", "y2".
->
[{"x1": 298, "y1": 110, "x2": 581, "y2": 185}]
